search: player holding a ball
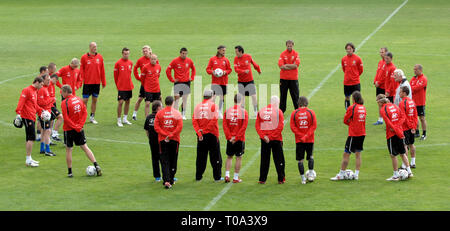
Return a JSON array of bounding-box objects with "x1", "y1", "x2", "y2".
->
[{"x1": 37, "y1": 74, "x2": 56, "y2": 156}]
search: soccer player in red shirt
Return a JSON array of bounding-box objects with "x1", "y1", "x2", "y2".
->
[
  {"x1": 255, "y1": 96, "x2": 285, "y2": 184},
  {"x1": 377, "y1": 95, "x2": 413, "y2": 181},
  {"x1": 80, "y1": 42, "x2": 106, "y2": 124},
  {"x1": 114, "y1": 47, "x2": 134, "y2": 127},
  {"x1": 278, "y1": 40, "x2": 301, "y2": 114},
  {"x1": 410, "y1": 64, "x2": 428, "y2": 140},
  {"x1": 166, "y1": 47, "x2": 196, "y2": 120},
  {"x1": 206, "y1": 45, "x2": 232, "y2": 118},
  {"x1": 132, "y1": 45, "x2": 153, "y2": 121},
  {"x1": 15, "y1": 76, "x2": 46, "y2": 167},
  {"x1": 373, "y1": 47, "x2": 388, "y2": 125},
  {"x1": 154, "y1": 96, "x2": 184, "y2": 189},
  {"x1": 56, "y1": 58, "x2": 82, "y2": 99},
  {"x1": 61, "y1": 85, "x2": 102, "y2": 177},
  {"x1": 331, "y1": 91, "x2": 366, "y2": 181},
  {"x1": 290, "y1": 96, "x2": 317, "y2": 184},
  {"x1": 192, "y1": 90, "x2": 223, "y2": 182},
  {"x1": 383, "y1": 52, "x2": 397, "y2": 103},
  {"x1": 234, "y1": 45, "x2": 261, "y2": 117},
  {"x1": 47, "y1": 63, "x2": 64, "y2": 141},
  {"x1": 399, "y1": 86, "x2": 418, "y2": 168},
  {"x1": 36, "y1": 66, "x2": 48, "y2": 142},
  {"x1": 140, "y1": 54, "x2": 162, "y2": 117},
  {"x1": 341, "y1": 42, "x2": 363, "y2": 110},
  {"x1": 37, "y1": 74, "x2": 56, "y2": 156},
  {"x1": 223, "y1": 94, "x2": 249, "y2": 183}
]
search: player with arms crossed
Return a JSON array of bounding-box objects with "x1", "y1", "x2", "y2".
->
[
  {"x1": 410, "y1": 64, "x2": 428, "y2": 140},
  {"x1": 144, "y1": 101, "x2": 163, "y2": 182},
  {"x1": 223, "y1": 94, "x2": 249, "y2": 183},
  {"x1": 373, "y1": 47, "x2": 388, "y2": 125},
  {"x1": 341, "y1": 42, "x2": 363, "y2": 110},
  {"x1": 113, "y1": 47, "x2": 134, "y2": 127},
  {"x1": 132, "y1": 45, "x2": 153, "y2": 120},
  {"x1": 278, "y1": 40, "x2": 301, "y2": 114},
  {"x1": 140, "y1": 54, "x2": 162, "y2": 117},
  {"x1": 398, "y1": 86, "x2": 418, "y2": 168},
  {"x1": 290, "y1": 96, "x2": 317, "y2": 184}
]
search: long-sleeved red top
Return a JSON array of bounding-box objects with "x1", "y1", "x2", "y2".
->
[
  {"x1": 278, "y1": 49, "x2": 300, "y2": 80},
  {"x1": 80, "y1": 53, "x2": 106, "y2": 86},
  {"x1": 139, "y1": 63, "x2": 161, "y2": 93},
  {"x1": 206, "y1": 56, "x2": 232, "y2": 85},
  {"x1": 56, "y1": 65, "x2": 82, "y2": 95},
  {"x1": 192, "y1": 99, "x2": 219, "y2": 138},
  {"x1": 380, "y1": 103, "x2": 405, "y2": 139},
  {"x1": 16, "y1": 85, "x2": 44, "y2": 121},
  {"x1": 410, "y1": 74, "x2": 427, "y2": 106},
  {"x1": 133, "y1": 56, "x2": 151, "y2": 82},
  {"x1": 383, "y1": 62, "x2": 397, "y2": 96},
  {"x1": 233, "y1": 54, "x2": 261, "y2": 83},
  {"x1": 61, "y1": 95, "x2": 87, "y2": 132},
  {"x1": 114, "y1": 58, "x2": 134, "y2": 91},
  {"x1": 290, "y1": 107, "x2": 317, "y2": 143},
  {"x1": 341, "y1": 54, "x2": 363, "y2": 86},
  {"x1": 48, "y1": 81, "x2": 56, "y2": 99},
  {"x1": 399, "y1": 97, "x2": 418, "y2": 131},
  {"x1": 37, "y1": 85, "x2": 55, "y2": 111},
  {"x1": 223, "y1": 105, "x2": 249, "y2": 141},
  {"x1": 154, "y1": 106, "x2": 183, "y2": 142},
  {"x1": 343, "y1": 103, "x2": 366, "y2": 137},
  {"x1": 166, "y1": 57, "x2": 196, "y2": 83},
  {"x1": 373, "y1": 59, "x2": 386, "y2": 88},
  {"x1": 255, "y1": 104, "x2": 284, "y2": 141}
]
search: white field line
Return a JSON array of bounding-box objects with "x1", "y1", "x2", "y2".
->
[{"x1": 0, "y1": 73, "x2": 35, "y2": 85}]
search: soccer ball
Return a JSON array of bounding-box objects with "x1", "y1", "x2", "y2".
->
[
  {"x1": 398, "y1": 169, "x2": 409, "y2": 180},
  {"x1": 344, "y1": 169, "x2": 354, "y2": 180},
  {"x1": 41, "y1": 110, "x2": 51, "y2": 122},
  {"x1": 214, "y1": 68, "x2": 224, "y2": 77},
  {"x1": 86, "y1": 166, "x2": 97, "y2": 176},
  {"x1": 305, "y1": 170, "x2": 317, "y2": 182}
]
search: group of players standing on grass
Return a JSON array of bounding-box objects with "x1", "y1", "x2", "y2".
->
[{"x1": 14, "y1": 40, "x2": 428, "y2": 187}]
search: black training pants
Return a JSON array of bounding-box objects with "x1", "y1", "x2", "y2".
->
[
  {"x1": 160, "y1": 140, "x2": 179, "y2": 185},
  {"x1": 149, "y1": 137, "x2": 161, "y2": 178},
  {"x1": 196, "y1": 133, "x2": 223, "y2": 181},
  {"x1": 280, "y1": 79, "x2": 299, "y2": 113},
  {"x1": 259, "y1": 139, "x2": 285, "y2": 182}
]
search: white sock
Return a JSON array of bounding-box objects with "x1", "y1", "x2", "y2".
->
[
  {"x1": 26, "y1": 155, "x2": 32, "y2": 163},
  {"x1": 117, "y1": 118, "x2": 122, "y2": 123},
  {"x1": 225, "y1": 171, "x2": 230, "y2": 177},
  {"x1": 123, "y1": 115, "x2": 128, "y2": 121},
  {"x1": 411, "y1": 158, "x2": 415, "y2": 165},
  {"x1": 394, "y1": 171, "x2": 399, "y2": 177},
  {"x1": 355, "y1": 170, "x2": 359, "y2": 176},
  {"x1": 133, "y1": 111, "x2": 137, "y2": 116},
  {"x1": 401, "y1": 163, "x2": 406, "y2": 169},
  {"x1": 233, "y1": 173, "x2": 239, "y2": 180},
  {"x1": 339, "y1": 170, "x2": 345, "y2": 176},
  {"x1": 378, "y1": 117, "x2": 383, "y2": 122},
  {"x1": 301, "y1": 175, "x2": 306, "y2": 181},
  {"x1": 406, "y1": 167, "x2": 412, "y2": 174}
]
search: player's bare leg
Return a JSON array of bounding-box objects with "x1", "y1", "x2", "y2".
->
[
  {"x1": 25, "y1": 141, "x2": 38, "y2": 167},
  {"x1": 233, "y1": 156, "x2": 242, "y2": 183},
  {"x1": 66, "y1": 147, "x2": 73, "y2": 177},
  {"x1": 345, "y1": 96, "x2": 351, "y2": 110},
  {"x1": 251, "y1": 94, "x2": 258, "y2": 116},
  {"x1": 173, "y1": 94, "x2": 181, "y2": 111},
  {"x1": 181, "y1": 94, "x2": 188, "y2": 119},
  {"x1": 52, "y1": 114, "x2": 63, "y2": 140},
  {"x1": 225, "y1": 156, "x2": 233, "y2": 182},
  {"x1": 354, "y1": 152, "x2": 361, "y2": 179},
  {"x1": 145, "y1": 101, "x2": 151, "y2": 117},
  {"x1": 400, "y1": 153, "x2": 413, "y2": 177},
  {"x1": 133, "y1": 96, "x2": 144, "y2": 120},
  {"x1": 80, "y1": 144, "x2": 101, "y2": 176},
  {"x1": 117, "y1": 99, "x2": 124, "y2": 127},
  {"x1": 419, "y1": 116, "x2": 427, "y2": 140},
  {"x1": 331, "y1": 152, "x2": 350, "y2": 181},
  {"x1": 123, "y1": 99, "x2": 131, "y2": 124},
  {"x1": 409, "y1": 144, "x2": 416, "y2": 168},
  {"x1": 89, "y1": 97, "x2": 98, "y2": 124}
]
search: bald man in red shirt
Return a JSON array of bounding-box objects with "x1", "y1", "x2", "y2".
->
[
  {"x1": 139, "y1": 54, "x2": 162, "y2": 117},
  {"x1": 114, "y1": 48, "x2": 134, "y2": 127},
  {"x1": 341, "y1": 42, "x2": 363, "y2": 110},
  {"x1": 410, "y1": 64, "x2": 428, "y2": 140}
]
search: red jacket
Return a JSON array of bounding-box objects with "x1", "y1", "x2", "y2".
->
[
  {"x1": 290, "y1": 107, "x2": 317, "y2": 143},
  {"x1": 16, "y1": 85, "x2": 44, "y2": 121},
  {"x1": 114, "y1": 58, "x2": 134, "y2": 91},
  {"x1": 206, "y1": 56, "x2": 232, "y2": 85},
  {"x1": 56, "y1": 65, "x2": 82, "y2": 95},
  {"x1": 233, "y1": 54, "x2": 261, "y2": 82},
  {"x1": 278, "y1": 49, "x2": 300, "y2": 80},
  {"x1": 343, "y1": 103, "x2": 366, "y2": 137},
  {"x1": 380, "y1": 103, "x2": 405, "y2": 139},
  {"x1": 133, "y1": 56, "x2": 151, "y2": 82},
  {"x1": 373, "y1": 59, "x2": 386, "y2": 88},
  {"x1": 192, "y1": 99, "x2": 219, "y2": 138},
  {"x1": 255, "y1": 104, "x2": 284, "y2": 141},
  {"x1": 166, "y1": 57, "x2": 196, "y2": 83},
  {"x1": 48, "y1": 81, "x2": 56, "y2": 99},
  {"x1": 410, "y1": 74, "x2": 427, "y2": 106},
  {"x1": 61, "y1": 95, "x2": 87, "y2": 132},
  {"x1": 154, "y1": 106, "x2": 183, "y2": 142},
  {"x1": 139, "y1": 63, "x2": 161, "y2": 93},
  {"x1": 80, "y1": 53, "x2": 106, "y2": 86},
  {"x1": 341, "y1": 54, "x2": 363, "y2": 86},
  {"x1": 399, "y1": 97, "x2": 418, "y2": 131},
  {"x1": 37, "y1": 85, "x2": 55, "y2": 111},
  {"x1": 223, "y1": 105, "x2": 249, "y2": 141},
  {"x1": 383, "y1": 62, "x2": 397, "y2": 96}
]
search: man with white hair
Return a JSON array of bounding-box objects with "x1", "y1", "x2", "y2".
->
[
  {"x1": 393, "y1": 69, "x2": 411, "y2": 106},
  {"x1": 56, "y1": 58, "x2": 82, "y2": 99},
  {"x1": 255, "y1": 96, "x2": 285, "y2": 184}
]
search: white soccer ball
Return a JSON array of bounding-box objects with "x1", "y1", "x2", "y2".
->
[
  {"x1": 398, "y1": 169, "x2": 409, "y2": 180},
  {"x1": 86, "y1": 166, "x2": 97, "y2": 176},
  {"x1": 41, "y1": 110, "x2": 51, "y2": 122},
  {"x1": 214, "y1": 68, "x2": 224, "y2": 77},
  {"x1": 306, "y1": 170, "x2": 317, "y2": 182},
  {"x1": 344, "y1": 169, "x2": 354, "y2": 180}
]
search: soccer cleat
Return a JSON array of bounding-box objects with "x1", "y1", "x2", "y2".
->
[
  {"x1": 373, "y1": 120, "x2": 383, "y2": 125},
  {"x1": 31, "y1": 159, "x2": 39, "y2": 164},
  {"x1": 123, "y1": 119, "x2": 132, "y2": 125},
  {"x1": 330, "y1": 174, "x2": 345, "y2": 181},
  {"x1": 49, "y1": 142, "x2": 56, "y2": 146},
  {"x1": 26, "y1": 161, "x2": 39, "y2": 167},
  {"x1": 410, "y1": 164, "x2": 416, "y2": 169},
  {"x1": 95, "y1": 166, "x2": 102, "y2": 176},
  {"x1": 155, "y1": 177, "x2": 161, "y2": 182},
  {"x1": 301, "y1": 180, "x2": 306, "y2": 185},
  {"x1": 117, "y1": 121, "x2": 123, "y2": 127},
  {"x1": 68, "y1": 173, "x2": 73, "y2": 178},
  {"x1": 51, "y1": 135, "x2": 61, "y2": 141},
  {"x1": 164, "y1": 182, "x2": 172, "y2": 189},
  {"x1": 182, "y1": 115, "x2": 187, "y2": 120},
  {"x1": 420, "y1": 135, "x2": 427, "y2": 141},
  {"x1": 132, "y1": 115, "x2": 137, "y2": 121},
  {"x1": 45, "y1": 151, "x2": 56, "y2": 156},
  {"x1": 173, "y1": 177, "x2": 178, "y2": 182},
  {"x1": 354, "y1": 175, "x2": 359, "y2": 180},
  {"x1": 40, "y1": 151, "x2": 45, "y2": 154},
  {"x1": 90, "y1": 117, "x2": 98, "y2": 124},
  {"x1": 414, "y1": 133, "x2": 420, "y2": 138},
  {"x1": 258, "y1": 181, "x2": 266, "y2": 184},
  {"x1": 215, "y1": 177, "x2": 224, "y2": 182},
  {"x1": 278, "y1": 177, "x2": 286, "y2": 184},
  {"x1": 408, "y1": 173, "x2": 414, "y2": 178},
  {"x1": 232, "y1": 178, "x2": 242, "y2": 183},
  {"x1": 224, "y1": 176, "x2": 230, "y2": 183},
  {"x1": 386, "y1": 176, "x2": 400, "y2": 181}
]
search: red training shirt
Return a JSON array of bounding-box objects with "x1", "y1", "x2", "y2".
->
[
  {"x1": 399, "y1": 97, "x2": 418, "y2": 131},
  {"x1": 114, "y1": 58, "x2": 134, "y2": 91},
  {"x1": 37, "y1": 85, "x2": 55, "y2": 111},
  {"x1": 255, "y1": 104, "x2": 284, "y2": 141},
  {"x1": 341, "y1": 54, "x2": 363, "y2": 86},
  {"x1": 206, "y1": 56, "x2": 232, "y2": 86},
  {"x1": 373, "y1": 59, "x2": 386, "y2": 89},
  {"x1": 139, "y1": 63, "x2": 161, "y2": 93},
  {"x1": 383, "y1": 62, "x2": 397, "y2": 96},
  {"x1": 154, "y1": 106, "x2": 183, "y2": 142},
  {"x1": 166, "y1": 57, "x2": 196, "y2": 83},
  {"x1": 233, "y1": 54, "x2": 261, "y2": 83},
  {"x1": 80, "y1": 53, "x2": 106, "y2": 86},
  {"x1": 290, "y1": 107, "x2": 317, "y2": 143},
  {"x1": 343, "y1": 103, "x2": 366, "y2": 137},
  {"x1": 410, "y1": 74, "x2": 427, "y2": 106},
  {"x1": 223, "y1": 105, "x2": 249, "y2": 142},
  {"x1": 278, "y1": 49, "x2": 300, "y2": 80},
  {"x1": 56, "y1": 65, "x2": 82, "y2": 95},
  {"x1": 61, "y1": 95, "x2": 87, "y2": 132},
  {"x1": 380, "y1": 103, "x2": 405, "y2": 139},
  {"x1": 133, "y1": 56, "x2": 151, "y2": 83},
  {"x1": 192, "y1": 99, "x2": 219, "y2": 138},
  {"x1": 16, "y1": 85, "x2": 44, "y2": 121}
]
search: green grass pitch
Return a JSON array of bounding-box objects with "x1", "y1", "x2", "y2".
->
[{"x1": 0, "y1": 0, "x2": 449, "y2": 211}]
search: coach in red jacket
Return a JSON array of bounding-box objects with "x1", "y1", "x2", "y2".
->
[
  {"x1": 278, "y1": 40, "x2": 301, "y2": 113},
  {"x1": 399, "y1": 86, "x2": 418, "y2": 168},
  {"x1": 114, "y1": 47, "x2": 134, "y2": 127},
  {"x1": 139, "y1": 54, "x2": 162, "y2": 117}
]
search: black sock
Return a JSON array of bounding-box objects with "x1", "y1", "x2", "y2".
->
[
  {"x1": 298, "y1": 162, "x2": 305, "y2": 175},
  {"x1": 423, "y1": 130, "x2": 426, "y2": 136},
  {"x1": 90, "y1": 113, "x2": 95, "y2": 117},
  {"x1": 415, "y1": 129, "x2": 420, "y2": 135},
  {"x1": 68, "y1": 168, "x2": 72, "y2": 174},
  {"x1": 93, "y1": 162, "x2": 98, "y2": 167},
  {"x1": 345, "y1": 100, "x2": 350, "y2": 109},
  {"x1": 308, "y1": 158, "x2": 314, "y2": 170}
]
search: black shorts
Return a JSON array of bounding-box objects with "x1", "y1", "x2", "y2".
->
[
  {"x1": 139, "y1": 85, "x2": 145, "y2": 98},
  {"x1": 64, "y1": 130, "x2": 87, "y2": 148},
  {"x1": 118, "y1": 90, "x2": 132, "y2": 101},
  {"x1": 376, "y1": 87, "x2": 385, "y2": 97},
  {"x1": 82, "y1": 84, "x2": 100, "y2": 98},
  {"x1": 404, "y1": 129, "x2": 415, "y2": 145},
  {"x1": 38, "y1": 118, "x2": 52, "y2": 130},
  {"x1": 211, "y1": 84, "x2": 227, "y2": 96},
  {"x1": 296, "y1": 142, "x2": 314, "y2": 161},
  {"x1": 174, "y1": 82, "x2": 191, "y2": 96},
  {"x1": 416, "y1": 105, "x2": 425, "y2": 116},
  {"x1": 226, "y1": 140, "x2": 245, "y2": 157},
  {"x1": 238, "y1": 81, "x2": 256, "y2": 96},
  {"x1": 23, "y1": 118, "x2": 36, "y2": 141},
  {"x1": 345, "y1": 136, "x2": 365, "y2": 153},
  {"x1": 51, "y1": 106, "x2": 61, "y2": 119},
  {"x1": 387, "y1": 135, "x2": 406, "y2": 156},
  {"x1": 344, "y1": 84, "x2": 361, "y2": 97},
  {"x1": 145, "y1": 92, "x2": 161, "y2": 102}
]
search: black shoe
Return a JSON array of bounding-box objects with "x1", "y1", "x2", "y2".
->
[
  {"x1": 45, "y1": 151, "x2": 56, "y2": 156},
  {"x1": 49, "y1": 142, "x2": 56, "y2": 146},
  {"x1": 414, "y1": 133, "x2": 420, "y2": 138},
  {"x1": 411, "y1": 164, "x2": 416, "y2": 169},
  {"x1": 40, "y1": 150, "x2": 45, "y2": 154},
  {"x1": 52, "y1": 136, "x2": 61, "y2": 141},
  {"x1": 95, "y1": 166, "x2": 102, "y2": 176},
  {"x1": 420, "y1": 135, "x2": 427, "y2": 141},
  {"x1": 68, "y1": 173, "x2": 73, "y2": 178}
]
